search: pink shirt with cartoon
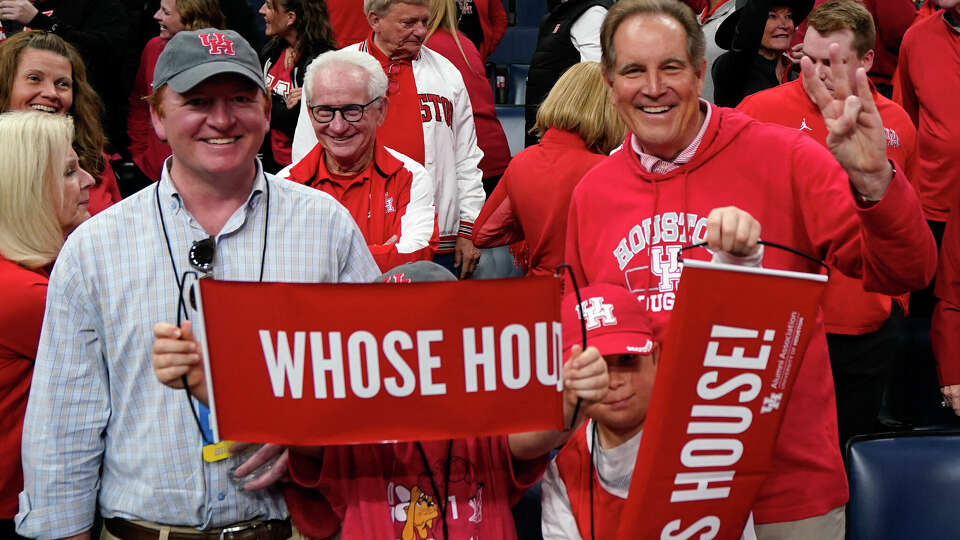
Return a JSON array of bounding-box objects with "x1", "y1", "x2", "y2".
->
[{"x1": 288, "y1": 435, "x2": 546, "y2": 539}]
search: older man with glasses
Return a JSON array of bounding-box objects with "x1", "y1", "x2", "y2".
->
[
  {"x1": 16, "y1": 28, "x2": 379, "y2": 540},
  {"x1": 291, "y1": 0, "x2": 485, "y2": 279},
  {"x1": 283, "y1": 49, "x2": 437, "y2": 273}
]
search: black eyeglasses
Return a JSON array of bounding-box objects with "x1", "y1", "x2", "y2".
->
[
  {"x1": 189, "y1": 236, "x2": 216, "y2": 275},
  {"x1": 308, "y1": 97, "x2": 381, "y2": 123}
]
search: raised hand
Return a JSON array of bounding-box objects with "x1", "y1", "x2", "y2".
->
[{"x1": 801, "y1": 42, "x2": 892, "y2": 201}]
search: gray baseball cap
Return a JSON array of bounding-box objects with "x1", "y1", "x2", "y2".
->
[
  {"x1": 153, "y1": 28, "x2": 264, "y2": 93},
  {"x1": 379, "y1": 262, "x2": 456, "y2": 283}
]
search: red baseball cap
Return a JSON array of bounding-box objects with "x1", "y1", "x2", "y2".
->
[{"x1": 562, "y1": 284, "x2": 654, "y2": 357}]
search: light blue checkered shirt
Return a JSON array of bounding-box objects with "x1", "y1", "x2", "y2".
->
[{"x1": 16, "y1": 161, "x2": 379, "y2": 539}]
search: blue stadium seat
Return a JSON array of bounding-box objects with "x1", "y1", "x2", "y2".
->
[
  {"x1": 508, "y1": 64, "x2": 529, "y2": 105},
  {"x1": 495, "y1": 106, "x2": 526, "y2": 156},
  {"x1": 488, "y1": 27, "x2": 540, "y2": 65},
  {"x1": 846, "y1": 430, "x2": 960, "y2": 540}
]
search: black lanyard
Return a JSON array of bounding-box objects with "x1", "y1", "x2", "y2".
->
[{"x1": 415, "y1": 440, "x2": 453, "y2": 539}]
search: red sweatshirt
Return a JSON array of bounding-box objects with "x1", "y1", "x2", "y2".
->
[
  {"x1": 288, "y1": 142, "x2": 437, "y2": 272},
  {"x1": 933, "y1": 202, "x2": 960, "y2": 386},
  {"x1": 738, "y1": 79, "x2": 917, "y2": 335},
  {"x1": 128, "y1": 36, "x2": 172, "y2": 181},
  {"x1": 89, "y1": 159, "x2": 121, "y2": 215},
  {"x1": 473, "y1": 128, "x2": 605, "y2": 277},
  {"x1": 564, "y1": 105, "x2": 936, "y2": 523},
  {"x1": 897, "y1": 12, "x2": 960, "y2": 221}
]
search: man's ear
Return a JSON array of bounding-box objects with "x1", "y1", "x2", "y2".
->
[
  {"x1": 367, "y1": 10, "x2": 381, "y2": 32},
  {"x1": 376, "y1": 96, "x2": 389, "y2": 127},
  {"x1": 149, "y1": 105, "x2": 167, "y2": 143},
  {"x1": 860, "y1": 49, "x2": 875, "y2": 74}
]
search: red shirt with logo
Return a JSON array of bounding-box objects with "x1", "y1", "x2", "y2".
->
[
  {"x1": 288, "y1": 142, "x2": 437, "y2": 272},
  {"x1": 266, "y1": 49, "x2": 297, "y2": 167},
  {"x1": 564, "y1": 105, "x2": 936, "y2": 523},
  {"x1": 738, "y1": 78, "x2": 917, "y2": 335}
]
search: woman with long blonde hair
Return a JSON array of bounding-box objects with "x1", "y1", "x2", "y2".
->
[
  {"x1": 425, "y1": 0, "x2": 511, "y2": 196},
  {"x1": 0, "y1": 111, "x2": 94, "y2": 533},
  {"x1": 473, "y1": 62, "x2": 627, "y2": 277}
]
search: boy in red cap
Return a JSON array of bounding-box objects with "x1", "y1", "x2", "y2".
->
[{"x1": 541, "y1": 283, "x2": 756, "y2": 540}]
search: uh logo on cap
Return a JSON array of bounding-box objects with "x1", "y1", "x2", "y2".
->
[{"x1": 198, "y1": 32, "x2": 236, "y2": 55}]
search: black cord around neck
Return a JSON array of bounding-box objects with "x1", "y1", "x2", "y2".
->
[
  {"x1": 415, "y1": 440, "x2": 452, "y2": 539},
  {"x1": 154, "y1": 177, "x2": 271, "y2": 445}
]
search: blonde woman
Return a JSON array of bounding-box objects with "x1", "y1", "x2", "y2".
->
[
  {"x1": 0, "y1": 111, "x2": 94, "y2": 534},
  {"x1": 128, "y1": 0, "x2": 226, "y2": 182},
  {"x1": 425, "y1": 0, "x2": 510, "y2": 195},
  {"x1": 473, "y1": 62, "x2": 626, "y2": 277}
]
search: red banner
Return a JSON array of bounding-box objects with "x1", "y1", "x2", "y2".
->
[
  {"x1": 194, "y1": 277, "x2": 564, "y2": 446},
  {"x1": 617, "y1": 260, "x2": 827, "y2": 540}
]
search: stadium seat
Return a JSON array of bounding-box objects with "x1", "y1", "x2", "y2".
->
[
  {"x1": 488, "y1": 27, "x2": 539, "y2": 65},
  {"x1": 495, "y1": 106, "x2": 526, "y2": 156},
  {"x1": 508, "y1": 64, "x2": 529, "y2": 105},
  {"x1": 846, "y1": 430, "x2": 960, "y2": 540}
]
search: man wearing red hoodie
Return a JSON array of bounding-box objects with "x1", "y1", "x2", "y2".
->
[
  {"x1": 737, "y1": 0, "x2": 918, "y2": 452},
  {"x1": 565, "y1": 0, "x2": 936, "y2": 538}
]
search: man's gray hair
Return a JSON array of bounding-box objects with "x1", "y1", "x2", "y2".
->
[
  {"x1": 303, "y1": 49, "x2": 389, "y2": 104},
  {"x1": 363, "y1": 0, "x2": 429, "y2": 17}
]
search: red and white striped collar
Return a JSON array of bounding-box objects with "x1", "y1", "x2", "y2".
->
[{"x1": 631, "y1": 99, "x2": 712, "y2": 174}]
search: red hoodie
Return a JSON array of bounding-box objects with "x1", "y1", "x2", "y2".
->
[
  {"x1": 738, "y1": 78, "x2": 918, "y2": 335},
  {"x1": 565, "y1": 105, "x2": 936, "y2": 523}
]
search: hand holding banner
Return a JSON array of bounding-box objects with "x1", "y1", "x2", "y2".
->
[
  {"x1": 193, "y1": 277, "x2": 564, "y2": 446},
  {"x1": 617, "y1": 260, "x2": 828, "y2": 540}
]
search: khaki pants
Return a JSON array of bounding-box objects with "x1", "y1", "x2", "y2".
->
[
  {"x1": 754, "y1": 505, "x2": 845, "y2": 540},
  {"x1": 101, "y1": 520, "x2": 308, "y2": 540}
]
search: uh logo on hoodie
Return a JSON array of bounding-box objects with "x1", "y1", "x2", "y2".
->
[{"x1": 612, "y1": 211, "x2": 710, "y2": 313}]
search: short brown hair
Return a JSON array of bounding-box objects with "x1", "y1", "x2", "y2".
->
[
  {"x1": 532, "y1": 62, "x2": 627, "y2": 155},
  {"x1": 177, "y1": 0, "x2": 226, "y2": 30},
  {"x1": 806, "y1": 0, "x2": 875, "y2": 58},
  {"x1": 601, "y1": 0, "x2": 705, "y2": 79}
]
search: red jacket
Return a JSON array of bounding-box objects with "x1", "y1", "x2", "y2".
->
[
  {"x1": 473, "y1": 128, "x2": 605, "y2": 277},
  {"x1": 565, "y1": 105, "x2": 936, "y2": 523},
  {"x1": 897, "y1": 12, "x2": 960, "y2": 221},
  {"x1": 0, "y1": 257, "x2": 46, "y2": 518},
  {"x1": 471, "y1": 0, "x2": 508, "y2": 60},
  {"x1": 738, "y1": 79, "x2": 918, "y2": 335},
  {"x1": 288, "y1": 142, "x2": 437, "y2": 272},
  {"x1": 933, "y1": 202, "x2": 960, "y2": 386},
  {"x1": 128, "y1": 36, "x2": 172, "y2": 181},
  {"x1": 425, "y1": 29, "x2": 511, "y2": 179}
]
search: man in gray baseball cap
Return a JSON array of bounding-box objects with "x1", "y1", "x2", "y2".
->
[{"x1": 16, "y1": 28, "x2": 378, "y2": 540}]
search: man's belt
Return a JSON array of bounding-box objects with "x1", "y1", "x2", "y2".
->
[{"x1": 104, "y1": 518, "x2": 291, "y2": 540}]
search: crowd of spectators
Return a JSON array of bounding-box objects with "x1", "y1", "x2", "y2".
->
[{"x1": 1, "y1": 0, "x2": 956, "y2": 539}]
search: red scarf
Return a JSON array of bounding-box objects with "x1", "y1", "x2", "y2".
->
[{"x1": 363, "y1": 32, "x2": 426, "y2": 166}]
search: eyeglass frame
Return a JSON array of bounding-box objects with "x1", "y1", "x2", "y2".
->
[{"x1": 307, "y1": 97, "x2": 382, "y2": 124}]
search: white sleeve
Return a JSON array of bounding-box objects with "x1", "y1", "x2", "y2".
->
[
  {"x1": 386, "y1": 147, "x2": 437, "y2": 254},
  {"x1": 570, "y1": 6, "x2": 607, "y2": 63},
  {"x1": 291, "y1": 93, "x2": 319, "y2": 163},
  {"x1": 541, "y1": 458, "x2": 585, "y2": 540},
  {"x1": 449, "y1": 67, "x2": 485, "y2": 231}
]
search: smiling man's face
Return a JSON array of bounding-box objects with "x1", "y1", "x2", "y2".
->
[
  {"x1": 605, "y1": 13, "x2": 705, "y2": 161},
  {"x1": 150, "y1": 74, "x2": 269, "y2": 183}
]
